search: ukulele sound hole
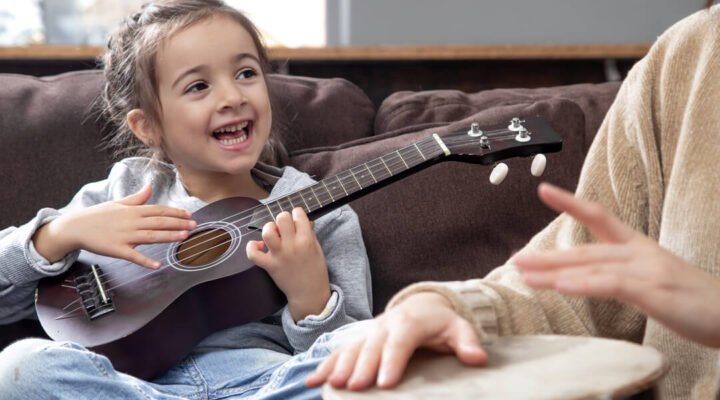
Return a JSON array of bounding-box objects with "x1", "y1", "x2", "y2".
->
[{"x1": 176, "y1": 228, "x2": 232, "y2": 268}]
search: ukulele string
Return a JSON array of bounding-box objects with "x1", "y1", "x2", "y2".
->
[
  {"x1": 93, "y1": 129, "x2": 523, "y2": 288},
  {"x1": 58, "y1": 130, "x2": 526, "y2": 315},
  {"x1": 87, "y1": 130, "x2": 524, "y2": 291},
  {"x1": 91, "y1": 130, "x2": 522, "y2": 290}
]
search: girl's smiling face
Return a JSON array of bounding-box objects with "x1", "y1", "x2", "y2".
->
[{"x1": 148, "y1": 14, "x2": 272, "y2": 190}]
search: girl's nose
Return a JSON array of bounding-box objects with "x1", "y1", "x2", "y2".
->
[{"x1": 217, "y1": 84, "x2": 247, "y2": 111}]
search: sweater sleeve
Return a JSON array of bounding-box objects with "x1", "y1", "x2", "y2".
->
[
  {"x1": 281, "y1": 205, "x2": 373, "y2": 353},
  {"x1": 387, "y1": 44, "x2": 667, "y2": 342}
]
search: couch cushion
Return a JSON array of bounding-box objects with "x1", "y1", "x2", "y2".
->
[
  {"x1": 291, "y1": 93, "x2": 607, "y2": 313},
  {"x1": 0, "y1": 71, "x2": 375, "y2": 228}
]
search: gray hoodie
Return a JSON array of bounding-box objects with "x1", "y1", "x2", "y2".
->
[{"x1": 0, "y1": 157, "x2": 372, "y2": 353}]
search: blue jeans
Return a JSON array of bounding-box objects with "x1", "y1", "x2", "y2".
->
[{"x1": 0, "y1": 322, "x2": 368, "y2": 399}]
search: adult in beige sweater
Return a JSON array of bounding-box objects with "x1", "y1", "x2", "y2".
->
[{"x1": 308, "y1": 5, "x2": 720, "y2": 399}]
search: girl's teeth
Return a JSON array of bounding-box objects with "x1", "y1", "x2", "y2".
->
[
  {"x1": 219, "y1": 133, "x2": 248, "y2": 145},
  {"x1": 216, "y1": 121, "x2": 249, "y2": 133}
]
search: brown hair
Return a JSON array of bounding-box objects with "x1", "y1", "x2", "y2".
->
[
  {"x1": 709, "y1": 0, "x2": 716, "y2": 8},
  {"x1": 100, "y1": 0, "x2": 286, "y2": 173}
]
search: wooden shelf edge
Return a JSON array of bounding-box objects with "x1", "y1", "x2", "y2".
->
[{"x1": 0, "y1": 44, "x2": 650, "y2": 61}]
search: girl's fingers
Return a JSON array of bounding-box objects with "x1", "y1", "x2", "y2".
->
[
  {"x1": 274, "y1": 211, "x2": 296, "y2": 240},
  {"x1": 120, "y1": 183, "x2": 153, "y2": 206},
  {"x1": 137, "y1": 216, "x2": 196, "y2": 231},
  {"x1": 122, "y1": 247, "x2": 160, "y2": 269},
  {"x1": 245, "y1": 240, "x2": 273, "y2": 269},
  {"x1": 291, "y1": 207, "x2": 313, "y2": 233},
  {"x1": 133, "y1": 229, "x2": 189, "y2": 244},
  {"x1": 537, "y1": 183, "x2": 635, "y2": 244},
  {"x1": 140, "y1": 206, "x2": 193, "y2": 219},
  {"x1": 261, "y1": 221, "x2": 282, "y2": 251}
]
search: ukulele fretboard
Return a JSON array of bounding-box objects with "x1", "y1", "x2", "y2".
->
[{"x1": 252, "y1": 136, "x2": 446, "y2": 226}]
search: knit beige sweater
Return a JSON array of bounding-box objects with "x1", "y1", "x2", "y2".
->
[{"x1": 388, "y1": 7, "x2": 720, "y2": 399}]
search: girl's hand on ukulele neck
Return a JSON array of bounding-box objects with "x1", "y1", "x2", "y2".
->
[
  {"x1": 246, "y1": 207, "x2": 331, "y2": 321},
  {"x1": 34, "y1": 184, "x2": 196, "y2": 269}
]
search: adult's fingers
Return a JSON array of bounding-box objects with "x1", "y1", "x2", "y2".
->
[
  {"x1": 305, "y1": 350, "x2": 342, "y2": 388},
  {"x1": 346, "y1": 325, "x2": 389, "y2": 390},
  {"x1": 443, "y1": 317, "x2": 488, "y2": 366},
  {"x1": 376, "y1": 319, "x2": 432, "y2": 388},
  {"x1": 514, "y1": 243, "x2": 633, "y2": 271},
  {"x1": 328, "y1": 339, "x2": 365, "y2": 388},
  {"x1": 537, "y1": 183, "x2": 634, "y2": 244}
]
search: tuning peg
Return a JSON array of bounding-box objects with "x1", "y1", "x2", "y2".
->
[
  {"x1": 489, "y1": 163, "x2": 509, "y2": 185},
  {"x1": 531, "y1": 154, "x2": 547, "y2": 177}
]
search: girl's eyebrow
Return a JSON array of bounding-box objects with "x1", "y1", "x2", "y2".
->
[{"x1": 171, "y1": 53, "x2": 261, "y2": 89}]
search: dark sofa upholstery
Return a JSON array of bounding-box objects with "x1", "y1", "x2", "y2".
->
[{"x1": 0, "y1": 70, "x2": 621, "y2": 347}]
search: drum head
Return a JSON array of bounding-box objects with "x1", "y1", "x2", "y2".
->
[{"x1": 323, "y1": 335, "x2": 666, "y2": 400}]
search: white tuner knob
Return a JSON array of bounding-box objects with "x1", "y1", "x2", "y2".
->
[
  {"x1": 531, "y1": 154, "x2": 547, "y2": 177},
  {"x1": 490, "y1": 163, "x2": 509, "y2": 185}
]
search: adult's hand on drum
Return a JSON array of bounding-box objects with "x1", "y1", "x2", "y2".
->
[
  {"x1": 514, "y1": 182, "x2": 720, "y2": 348},
  {"x1": 305, "y1": 292, "x2": 487, "y2": 390}
]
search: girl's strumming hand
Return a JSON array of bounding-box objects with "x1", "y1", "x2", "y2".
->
[
  {"x1": 514, "y1": 183, "x2": 720, "y2": 348},
  {"x1": 33, "y1": 184, "x2": 196, "y2": 269},
  {"x1": 246, "y1": 207, "x2": 331, "y2": 321}
]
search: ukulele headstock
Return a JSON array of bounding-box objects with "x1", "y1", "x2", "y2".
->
[
  {"x1": 438, "y1": 116, "x2": 562, "y2": 185},
  {"x1": 442, "y1": 116, "x2": 562, "y2": 165}
]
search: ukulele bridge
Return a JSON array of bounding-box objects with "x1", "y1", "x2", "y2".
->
[{"x1": 74, "y1": 264, "x2": 115, "y2": 320}]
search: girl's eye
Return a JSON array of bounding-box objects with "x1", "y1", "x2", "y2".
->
[
  {"x1": 236, "y1": 68, "x2": 257, "y2": 80},
  {"x1": 185, "y1": 81, "x2": 208, "y2": 94}
]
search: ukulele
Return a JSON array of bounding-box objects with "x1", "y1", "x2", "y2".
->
[{"x1": 36, "y1": 116, "x2": 562, "y2": 379}]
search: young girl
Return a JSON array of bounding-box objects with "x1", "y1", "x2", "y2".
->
[
  {"x1": 308, "y1": 3, "x2": 720, "y2": 399},
  {"x1": 0, "y1": 0, "x2": 371, "y2": 398}
]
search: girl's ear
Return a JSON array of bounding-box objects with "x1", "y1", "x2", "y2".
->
[{"x1": 127, "y1": 109, "x2": 160, "y2": 147}]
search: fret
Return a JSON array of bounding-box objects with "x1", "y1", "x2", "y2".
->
[
  {"x1": 349, "y1": 168, "x2": 363, "y2": 190},
  {"x1": 414, "y1": 143, "x2": 427, "y2": 161},
  {"x1": 339, "y1": 171, "x2": 360, "y2": 194},
  {"x1": 364, "y1": 163, "x2": 378, "y2": 183},
  {"x1": 251, "y1": 206, "x2": 274, "y2": 229},
  {"x1": 274, "y1": 135, "x2": 444, "y2": 220},
  {"x1": 265, "y1": 203, "x2": 277, "y2": 222},
  {"x1": 321, "y1": 180, "x2": 335, "y2": 202},
  {"x1": 379, "y1": 155, "x2": 393, "y2": 176},
  {"x1": 396, "y1": 150, "x2": 409, "y2": 169},
  {"x1": 296, "y1": 190, "x2": 311, "y2": 211},
  {"x1": 334, "y1": 175, "x2": 349, "y2": 196},
  {"x1": 308, "y1": 185, "x2": 325, "y2": 208},
  {"x1": 351, "y1": 164, "x2": 374, "y2": 187}
]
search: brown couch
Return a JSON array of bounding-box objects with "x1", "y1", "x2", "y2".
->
[{"x1": 0, "y1": 70, "x2": 621, "y2": 348}]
